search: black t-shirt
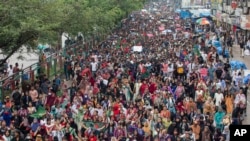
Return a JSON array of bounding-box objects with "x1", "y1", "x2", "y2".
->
[
  {"x1": 190, "y1": 72, "x2": 198, "y2": 81},
  {"x1": 215, "y1": 69, "x2": 223, "y2": 79},
  {"x1": 224, "y1": 63, "x2": 230, "y2": 72},
  {"x1": 240, "y1": 86, "x2": 248, "y2": 96},
  {"x1": 12, "y1": 91, "x2": 21, "y2": 105},
  {"x1": 224, "y1": 73, "x2": 232, "y2": 83},
  {"x1": 11, "y1": 116, "x2": 22, "y2": 128},
  {"x1": 239, "y1": 41, "x2": 245, "y2": 48}
]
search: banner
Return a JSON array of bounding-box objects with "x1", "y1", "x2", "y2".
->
[{"x1": 132, "y1": 46, "x2": 143, "y2": 52}]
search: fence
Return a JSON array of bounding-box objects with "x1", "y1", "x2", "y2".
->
[{"x1": 0, "y1": 53, "x2": 63, "y2": 101}]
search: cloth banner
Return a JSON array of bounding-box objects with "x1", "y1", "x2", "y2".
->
[{"x1": 132, "y1": 46, "x2": 143, "y2": 52}]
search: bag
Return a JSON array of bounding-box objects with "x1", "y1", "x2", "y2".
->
[{"x1": 177, "y1": 67, "x2": 184, "y2": 74}]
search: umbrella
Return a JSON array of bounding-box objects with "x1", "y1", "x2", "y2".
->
[{"x1": 196, "y1": 18, "x2": 210, "y2": 25}]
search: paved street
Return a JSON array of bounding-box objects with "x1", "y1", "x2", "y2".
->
[{"x1": 231, "y1": 45, "x2": 250, "y2": 124}]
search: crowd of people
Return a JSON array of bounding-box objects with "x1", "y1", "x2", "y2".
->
[{"x1": 0, "y1": 1, "x2": 249, "y2": 141}]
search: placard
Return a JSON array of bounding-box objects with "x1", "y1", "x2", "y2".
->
[{"x1": 132, "y1": 46, "x2": 143, "y2": 52}]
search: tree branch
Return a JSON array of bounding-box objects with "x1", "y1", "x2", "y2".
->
[{"x1": 0, "y1": 30, "x2": 39, "y2": 65}]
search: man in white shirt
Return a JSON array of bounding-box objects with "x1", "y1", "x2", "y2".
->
[
  {"x1": 7, "y1": 65, "x2": 13, "y2": 77},
  {"x1": 187, "y1": 62, "x2": 196, "y2": 76},
  {"x1": 246, "y1": 38, "x2": 250, "y2": 48},
  {"x1": 90, "y1": 60, "x2": 98, "y2": 75},
  {"x1": 234, "y1": 89, "x2": 246, "y2": 108},
  {"x1": 213, "y1": 89, "x2": 224, "y2": 107}
]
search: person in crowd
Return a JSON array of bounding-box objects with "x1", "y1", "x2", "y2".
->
[{"x1": 1, "y1": 1, "x2": 249, "y2": 141}]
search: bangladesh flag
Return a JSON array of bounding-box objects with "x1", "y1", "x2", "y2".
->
[
  {"x1": 116, "y1": 39, "x2": 121, "y2": 48},
  {"x1": 30, "y1": 106, "x2": 46, "y2": 118},
  {"x1": 82, "y1": 121, "x2": 106, "y2": 131},
  {"x1": 141, "y1": 71, "x2": 150, "y2": 79},
  {"x1": 193, "y1": 44, "x2": 201, "y2": 56}
]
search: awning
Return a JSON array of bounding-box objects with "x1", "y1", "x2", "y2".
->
[
  {"x1": 189, "y1": 10, "x2": 200, "y2": 18},
  {"x1": 200, "y1": 13, "x2": 210, "y2": 17},
  {"x1": 175, "y1": 9, "x2": 181, "y2": 13},
  {"x1": 180, "y1": 10, "x2": 192, "y2": 19},
  {"x1": 189, "y1": 9, "x2": 211, "y2": 18},
  {"x1": 198, "y1": 9, "x2": 211, "y2": 17}
]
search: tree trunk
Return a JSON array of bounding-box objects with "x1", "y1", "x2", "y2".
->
[
  {"x1": 57, "y1": 31, "x2": 63, "y2": 51},
  {"x1": 0, "y1": 45, "x2": 20, "y2": 66}
]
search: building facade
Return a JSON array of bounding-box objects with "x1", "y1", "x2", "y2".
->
[{"x1": 211, "y1": 0, "x2": 250, "y2": 40}]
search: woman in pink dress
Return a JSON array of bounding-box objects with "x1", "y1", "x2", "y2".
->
[{"x1": 174, "y1": 82, "x2": 185, "y2": 99}]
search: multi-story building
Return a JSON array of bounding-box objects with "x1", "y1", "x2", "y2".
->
[{"x1": 211, "y1": 0, "x2": 250, "y2": 40}]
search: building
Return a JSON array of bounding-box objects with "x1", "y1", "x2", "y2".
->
[
  {"x1": 181, "y1": 0, "x2": 210, "y2": 8},
  {"x1": 211, "y1": 0, "x2": 250, "y2": 40}
]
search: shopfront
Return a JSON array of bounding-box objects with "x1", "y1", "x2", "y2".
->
[{"x1": 240, "y1": 15, "x2": 250, "y2": 39}]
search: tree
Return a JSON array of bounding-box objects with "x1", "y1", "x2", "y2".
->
[
  {"x1": 0, "y1": 0, "x2": 146, "y2": 66},
  {"x1": 0, "y1": 1, "x2": 36, "y2": 61},
  {"x1": 0, "y1": 0, "x2": 61, "y2": 64}
]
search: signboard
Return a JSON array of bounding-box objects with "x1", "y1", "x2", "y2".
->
[
  {"x1": 194, "y1": 0, "x2": 202, "y2": 5},
  {"x1": 132, "y1": 46, "x2": 143, "y2": 52},
  {"x1": 211, "y1": 0, "x2": 218, "y2": 9},
  {"x1": 240, "y1": 15, "x2": 250, "y2": 30},
  {"x1": 211, "y1": 0, "x2": 223, "y2": 9}
]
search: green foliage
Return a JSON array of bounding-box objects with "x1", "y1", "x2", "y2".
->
[{"x1": 0, "y1": 0, "x2": 145, "y2": 64}]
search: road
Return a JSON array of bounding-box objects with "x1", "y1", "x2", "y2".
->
[{"x1": 231, "y1": 44, "x2": 250, "y2": 124}]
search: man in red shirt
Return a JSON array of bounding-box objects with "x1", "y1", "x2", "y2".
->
[
  {"x1": 140, "y1": 80, "x2": 149, "y2": 96},
  {"x1": 89, "y1": 132, "x2": 97, "y2": 141}
]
